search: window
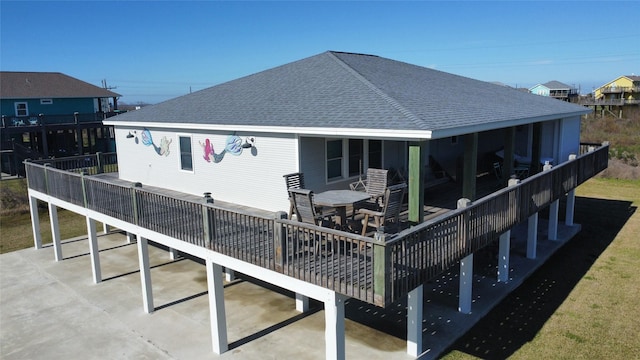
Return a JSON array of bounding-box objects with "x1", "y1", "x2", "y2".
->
[
  {"x1": 40, "y1": 99, "x2": 53, "y2": 105},
  {"x1": 326, "y1": 139, "x2": 343, "y2": 181},
  {"x1": 451, "y1": 136, "x2": 458, "y2": 145},
  {"x1": 179, "y1": 136, "x2": 193, "y2": 171},
  {"x1": 15, "y1": 102, "x2": 28, "y2": 116},
  {"x1": 326, "y1": 139, "x2": 384, "y2": 182},
  {"x1": 348, "y1": 139, "x2": 363, "y2": 177},
  {"x1": 368, "y1": 140, "x2": 382, "y2": 169}
]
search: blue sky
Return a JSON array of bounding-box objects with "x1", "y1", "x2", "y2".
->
[{"x1": 2, "y1": 1, "x2": 639, "y2": 104}]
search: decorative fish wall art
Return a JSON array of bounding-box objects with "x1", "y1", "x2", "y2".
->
[
  {"x1": 200, "y1": 135, "x2": 257, "y2": 163},
  {"x1": 126, "y1": 128, "x2": 172, "y2": 157}
]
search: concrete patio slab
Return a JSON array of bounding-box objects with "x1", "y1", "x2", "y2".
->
[{"x1": 1, "y1": 220, "x2": 578, "y2": 360}]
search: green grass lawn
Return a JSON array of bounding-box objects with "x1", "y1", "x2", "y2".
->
[
  {"x1": 442, "y1": 177, "x2": 640, "y2": 359},
  {"x1": 0, "y1": 178, "x2": 101, "y2": 254}
]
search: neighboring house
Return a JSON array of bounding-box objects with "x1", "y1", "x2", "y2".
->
[
  {"x1": 529, "y1": 80, "x2": 578, "y2": 102},
  {"x1": 581, "y1": 75, "x2": 640, "y2": 118},
  {"x1": 593, "y1": 75, "x2": 640, "y2": 102},
  {"x1": 106, "y1": 51, "x2": 590, "y2": 213},
  {"x1": 26, "y1": 51, "x2": 608, "y2": 359},
  {"x1": 0, "y1": 71, "x2": 121, "y2": 175}
]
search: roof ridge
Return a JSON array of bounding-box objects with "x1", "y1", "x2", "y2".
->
[{"x1": 326, "y1": 52, "x2": 424, "y2": 128}]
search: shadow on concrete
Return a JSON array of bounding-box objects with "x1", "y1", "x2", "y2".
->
[
  {"x1": 155, "y1": 291, "x2": 209, "y2": 311},
  {"x1": 442, "y1": 196, "x2": 636, "y2": 359},
  {"x1": 228, "y1": 307, "x2": 322, "y2": 350},
  {"x1": 102, "y1": 258, "x2": 187, "y2": 281},
  {"x1": 62, "y1": 242, "x2": 135, "y2": 259}
]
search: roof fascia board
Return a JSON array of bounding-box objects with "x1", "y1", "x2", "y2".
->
[
  {"x1": 429, "y1": 110, "x2": 591, "y2": 139},
  {"x1": 102, "y1": 120, "x2": 434, "y2": 140}
]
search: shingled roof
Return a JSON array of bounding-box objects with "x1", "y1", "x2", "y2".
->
[
  {"x1": 541, "y1": 80, "x2": 573, "y2": 90},
  {"x1": 0, "y1": 72, "x2": 120, "y2": 99},
  {"x1": 106, "y1": 51, "x2": 590, "y2": 139}
]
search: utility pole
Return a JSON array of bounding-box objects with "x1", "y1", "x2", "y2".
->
[{"x1": 101, "y1": 79, "x2": 118, "y2": 111}]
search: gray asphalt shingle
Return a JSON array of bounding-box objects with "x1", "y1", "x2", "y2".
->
[
  {"x1": 109, "y1": 51, "x2": 590, "y2": 137},
  {"x1": 1, "y1": 72, "x2": 121, "y2": 99}
]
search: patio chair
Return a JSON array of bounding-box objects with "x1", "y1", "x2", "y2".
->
[
  {"x1": 284, "y1": 172, "x2": 307, "y2": 219},
  {"x1": 288, "y1": 188, "x2": 336, "y2": 256},
  {"x1": 493, "y1": 162, "x2": 503, "y2": 185},
  {"x1": 351, "y1": 168, "x2": 388, "y2": 212},
  {"x1": 284, "y1": 172, "x2": 334, "y2": 219},
  {"x1": 357, "y1": 183, "x2": 407, "y2": 237}
]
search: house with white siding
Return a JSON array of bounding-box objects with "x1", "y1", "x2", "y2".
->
[
  {"x1": 105, "y1": 51, "x2": 589, "y2": 212},
  {"x1": 26, "y1": 51, "x2": 607, "y2": 360}
]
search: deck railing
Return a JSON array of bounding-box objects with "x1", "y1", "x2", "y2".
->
[
  {"x1": 24, "y1": 143, "x2": 609, "y2": 307},
  {"x1": 382, "y1": 143, "x2": 609, "y2": 303},
  {"x1": 1, "y1": 112, "x2": 122, "y2": 128},
  {"x1": 29, "y1": 152, "x2": 118, "y2": 175}
]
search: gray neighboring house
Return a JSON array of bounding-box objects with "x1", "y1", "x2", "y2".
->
[{"x1": 529, "y1": 80, "x2": 579, "y2": 102}]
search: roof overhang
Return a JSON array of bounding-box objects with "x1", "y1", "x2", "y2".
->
[
  {"x1": 105, "y1": 107, "x2": 589, "y2": 142},
  {"x1": 430, "y1": 109, "x2": 591, "y2": 139},
  {"x1": 103, "y1": 120, "x2": 433, "y2": 141}
]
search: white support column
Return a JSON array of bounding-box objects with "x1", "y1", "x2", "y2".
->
[
  {"x1": 457, "y1": 198, "x2": 473, "y2": 314},
  {"x1": 126, "y1": 232, "x2": 135, "y2": 244},
  {"x1": 566, "y1": 154, "x2": 577, "y2": 226},
  {"x1": 324, "y1": 292, "x2": 347, "y2": 360},
  {"x1": 206, "y1": 258, "x2": 228, "y2": 354},
  {"x1": 136, "y1": 236, "x2": 154, "y2": 313},
  {"x1": 169, "y1": 247, "x2": 179, "y2": 260},
  {"x1": 48, "y1": 202, "x2": 62, "y2": 261},
  {"x1": 29, "y1": 195, "x2": 42, "y2": 249},
  {"x1": 565, "y1": 188, "x2": 576, "y2": 226},
  {"x1": 543, "y1": 161, "x2": 559, "y2": 241},
  {"x1": 86, "y1": 217, "x2": 102, "y2": 283},
  {"x1": 548, "y1": 200, "x2": 559, "y2": 240},
  {"x1": 296, "y1": 293, "x2": 309, "y2": 313},
  {"x1": 102, "y1": 222, "x2": 110, "y2": 234},
  {"x1": 407, "y1": 284, "x2": 424, "y2": 357},
  {"x1": 224, "y1": 268, "x2": 235, "y2": 282},
  {"x1": 498, "y1": 178, "x2": 519, "y2": 282},
  {"x1": 498, "y1": 230, "x2": 511, "y2": 283},
  {"x1": 527, "y1": 213, "x2": 538, "y2": 259},
  {"x1": 458, "y1": 254, "x2": 473, "y2": 314}
]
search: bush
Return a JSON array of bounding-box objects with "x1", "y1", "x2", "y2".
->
[
  {"x1": 0, "y1": 180, "x2": 29, "y2": 216},
  {"x1": 582, "y1": 113, "x2": 639, "y2": 180},
  {"x1": 598, "y1": 159, "x2": 640, "y2": 180}
]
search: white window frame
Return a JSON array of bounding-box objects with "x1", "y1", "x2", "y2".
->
[
  {"x1": 326, "y1": 139, "x2": 344, "y2": 182},
  {"x1": 40, "y1": 99, "x2": 53, "y2": 105},
  {"x1": 15, "y1": 102, "x2": 28, "y2": 116},
  {"x1": 178, "y1": 134, "x2": 194, "y2": 172},
  {"x1": 326, "y1": 138, "x2": 384, "y2": 183}
]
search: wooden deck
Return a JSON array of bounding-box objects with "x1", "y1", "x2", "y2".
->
[{"x1": 25, "y1": 146, "x2": 609, "y2": 307}]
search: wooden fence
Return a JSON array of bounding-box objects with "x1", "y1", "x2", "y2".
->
[{"x1": 24, "y1": 144, "x2": 609, "y2": 307}]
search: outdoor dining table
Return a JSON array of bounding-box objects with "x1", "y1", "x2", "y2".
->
[{"x1": 313, "y1": 190, "x2": 371, "y2": 228}]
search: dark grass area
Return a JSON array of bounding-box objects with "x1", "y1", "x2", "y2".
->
[{"x1": 442, "y1": 195, "x2": 636, "y2": 359}]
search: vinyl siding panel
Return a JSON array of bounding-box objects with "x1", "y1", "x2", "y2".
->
[
  {"x1": 115, "y1": 126, "x2": 298, "y2": 212},
  {"x1": 559, "y1": 116, "x2": 581, "y2": 163}
]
